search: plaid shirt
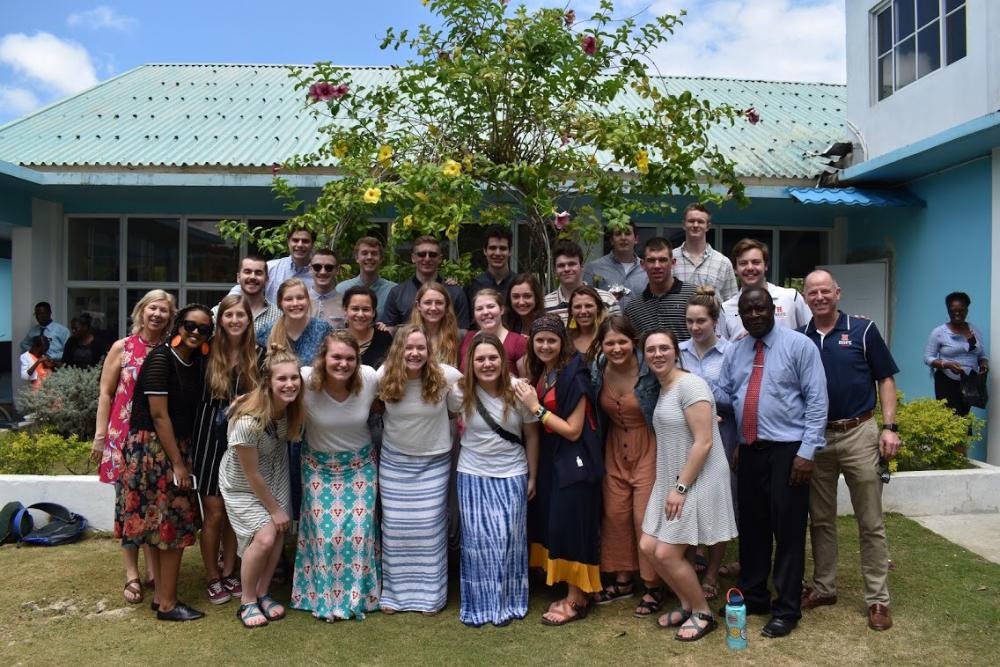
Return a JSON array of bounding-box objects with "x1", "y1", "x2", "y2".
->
[{"x1": 673, "y1": 243, "x2": 738, "y2": 302}]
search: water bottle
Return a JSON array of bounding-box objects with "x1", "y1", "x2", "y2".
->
[{"x1": 725, "y1": 587, "x2": 748, "y2": 651}]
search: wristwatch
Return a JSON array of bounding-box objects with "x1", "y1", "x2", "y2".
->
[
  {"x1": 675, "y1": 482, "x2": 688, "y2": 495},
  {"x1": 883, "y1": 423, "x2": 899, "y2": 432}
]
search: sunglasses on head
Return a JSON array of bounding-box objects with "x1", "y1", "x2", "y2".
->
[
  {"x1": 311, "y1": 263, "x2": 337, "y2": 273},
  {"x1": 181, "y1": 320, "x2": 213, "y2": 337},
  {"x1": 414, "y1": 251, "x2": 440, "y2": 259}
]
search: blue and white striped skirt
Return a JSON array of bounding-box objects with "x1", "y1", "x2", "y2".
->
[
  {"x1": 458, "y1": 472, "x2": 528, "y2": 627},
  {"x1": 378, "y1": 443, "x2": 451, "y2": 613}
]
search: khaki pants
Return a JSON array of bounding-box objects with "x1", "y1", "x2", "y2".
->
[{"x1": 809, "y1": 418, "x2": 890, "y2": 606}]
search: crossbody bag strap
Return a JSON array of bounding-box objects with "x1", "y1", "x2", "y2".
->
[{"x1": 474, "y1": 393, "x2": 523, "y2": 446}]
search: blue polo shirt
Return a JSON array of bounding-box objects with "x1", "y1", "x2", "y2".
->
[{"x1": 800, "y1": 312, "x2": 899, "y2": 421}]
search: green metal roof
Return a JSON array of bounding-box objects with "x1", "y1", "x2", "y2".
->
[{"x1": 0, "y1": 63, "x2": 846, "y2": 180}]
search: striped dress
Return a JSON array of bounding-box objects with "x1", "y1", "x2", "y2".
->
[
  {"x1": 219, "y1": 415, "x2": 292, "y2": 556},
  {"x1": 376, "y1": 364, "x2": 462, "y2": 613}
]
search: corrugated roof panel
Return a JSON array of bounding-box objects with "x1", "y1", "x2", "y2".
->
[
  {"x1": 0, "y1": 64, "x2": 845, "y2": 179},
  {"x1": 787, "y1": 187, "x2": 925, "y2": 207}
]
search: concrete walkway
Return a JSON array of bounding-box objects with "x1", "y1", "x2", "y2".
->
[{"x1": 914, "y1": 512, "x2": 1000, "y2": 565}]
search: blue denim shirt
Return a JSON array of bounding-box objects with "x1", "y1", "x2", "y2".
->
[{"x1": 590, "y1": 350, "x2": 660, "y2": 428}]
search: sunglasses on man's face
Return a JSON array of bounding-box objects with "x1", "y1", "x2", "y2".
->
[
  {"x1": 414, "y1": 251, "x2": 440, "y2": 259},
  {"x1": 181, "y1": 320, "x2": 213, "y2": 337},
  {"x1": 311, "y1": 263, "x2": 337, "y2": 273}
]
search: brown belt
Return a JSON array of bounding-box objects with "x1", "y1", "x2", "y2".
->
[{"x1": 826, "y1": 410, "x2": 874, "y2": 433}]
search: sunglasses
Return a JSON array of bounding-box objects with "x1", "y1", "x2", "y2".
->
[
  {"x1": 414, "y1": 251, "x2": 440, "y2": 259},
  {"x1": 311, "y1": 263, "x2": 337, "y2": 273},
  {"x1": 181, "y1": 320, "x2": 213, "y2": 337}
]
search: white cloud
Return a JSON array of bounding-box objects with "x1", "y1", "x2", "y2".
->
[
  {"x1": 67, "y1": 6, "x2": 137, "y2": 31},
  {"x1": 0, "y1": 86, "x2": 40, "y2": 115},
  {"x1": 639, "y1": 0, "x2": 846, "y2": 83},
  {"x1": 0, "y1": 32, "x2": 99, "y2": 96}
]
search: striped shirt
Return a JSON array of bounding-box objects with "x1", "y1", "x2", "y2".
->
[
  {"x1": 673, "y1": 243, "x2": 739, "y2": 302},
  {"x1": 623, "y1": 280, "x2": 697, "y2": 341},
  {"x1": 543, "y1": 285, "x2": 620, "y2": 324}
]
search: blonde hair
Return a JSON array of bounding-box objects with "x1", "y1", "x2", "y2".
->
[
  {"x1": 409, "y1": 282, "x2": 460, "y2": 365},
  {"x1": 379, "y1": 323, "x2": 448, "y2": 404},
  {"x1": 130, "y1": 289, "x2": 177, "y2": 336},
  {"x1": 228, "y1": 343, "x2": 305, "y2": 443},
  {"x1": 460, "y1": 332, "x2": 516, "y2": 420},
  {"x1": 207, "y1": 295, "x2": 261, "y2": 400},
  {"x1": 268, "y1": 278, "x2": 312, "y2": 353},
  {"x1": 472, "y1": 289, "x2": 505, "y2": 329},
  {"x1": 308, "y1": 331, "x2": 362, "y2": 396}
]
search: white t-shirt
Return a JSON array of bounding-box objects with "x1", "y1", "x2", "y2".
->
[
  {"x1": 300, "y1": 365, "x2": 379, "y2": 454},
  {"x1": 718, "y1": 282, "x2": 812, "y2": 340},
  {"x1": 449, "y1": 381, "x2": 538, "y2": 478},
  {"x1": 376, "y1": 364, "x2": 462, "y2": 456}
]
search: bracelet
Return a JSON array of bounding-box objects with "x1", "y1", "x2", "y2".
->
[
  {"x1": 93, "y1": 434, "x2": 106, "y2": 441},
  {"x1": 540, "y1": 411, "x2": 552, "y2": 425}
]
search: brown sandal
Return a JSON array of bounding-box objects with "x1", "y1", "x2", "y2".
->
[
  {"x1": 541, "y1": 599, "x2": 590, "y2": 626},
  {"x1": 123, "y1": 578, "x2": 143, "y2": 605}
]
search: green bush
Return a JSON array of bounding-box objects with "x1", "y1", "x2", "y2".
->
[
  {"x1": 878, "y1": 393, "x2": 980, "y2": 472},
  {"x1": 0, "y1": 430, "x2": 92, "y2": 475},
  {"x1": 16, "y1": 364, "x2": 101, "y2": 440}
]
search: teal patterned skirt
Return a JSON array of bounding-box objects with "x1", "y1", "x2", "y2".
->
[{"x1": 291, "y1": 443, "x2": 381, "y2": 620}]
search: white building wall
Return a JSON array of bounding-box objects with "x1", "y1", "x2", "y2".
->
[
  {"x1": 846, "y1": 0, "x2": 1000, "y2": 160},
  {"x1": 10, "y1": 199, "x2": 65, "y2": 394}
]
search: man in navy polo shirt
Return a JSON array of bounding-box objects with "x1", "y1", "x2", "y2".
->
[{"x1": 799, "y1": 269, "x2": 900, "y2": 632}]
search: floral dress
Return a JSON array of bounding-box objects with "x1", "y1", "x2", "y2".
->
[{"x1": 99, "y1": 334, "x2": 153, "y2": 484}]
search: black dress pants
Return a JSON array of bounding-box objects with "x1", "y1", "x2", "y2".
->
[{"x1": 736, "y1": 440, "x2": 810, "y2": 621}]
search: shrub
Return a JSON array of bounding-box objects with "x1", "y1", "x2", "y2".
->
[
  {"x1": 16, "y1": 364, "x2": 101, "y2": 440},
  {"x1": 0, "y1": 430, "x2": 91, "y2": 475},
  {"x1": 878, "y1": 393, "x2": 980, "y2": 472}
]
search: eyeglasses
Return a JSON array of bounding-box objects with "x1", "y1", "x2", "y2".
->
[
  {"x1": 414, "y1": 251, "x2": 440, "y2": 259},
  {"x1": 181, "y1": 320, "x2": 213, "y2": 337},
  {"x1": 311, "y1": 263, "x2": 337, "y2": 273}
]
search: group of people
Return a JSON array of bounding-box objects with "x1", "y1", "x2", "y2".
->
[
  {"x1": 82, "y1": 203, "x2": 986, "y2": 640},
  {"x1": 19, "y1": 302, "x2": 110, "y2": 388}
]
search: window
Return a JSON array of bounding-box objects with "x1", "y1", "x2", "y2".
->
[
  {"x1": 875, "y1": 0, "x2": 966, "y2": 101},
  {"x1": 65, "y1": 216, "x2": 268, "y2": 338}
]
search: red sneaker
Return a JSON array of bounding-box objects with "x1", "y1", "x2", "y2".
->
[
  {"x1": 222, "y1": 574, "x2": 243, "y2": 596},
  {"x1": 207, "y1": 578, "x2": 232, "y2": 605}
]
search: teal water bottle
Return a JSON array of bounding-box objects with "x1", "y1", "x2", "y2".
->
[{"x1": 725, "y1": 587, "x2": 748, "y2": 651}]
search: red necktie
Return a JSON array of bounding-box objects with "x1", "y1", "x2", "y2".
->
[{"x1": 741, "y1": 339, "x2": 765, "y2": 444}]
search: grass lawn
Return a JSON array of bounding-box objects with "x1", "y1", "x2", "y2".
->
[{"x1": 2, "y1": 514, "x2": 998, "y2": 666}]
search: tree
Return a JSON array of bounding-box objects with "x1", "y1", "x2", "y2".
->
[{"x1": 222, "y1": 0, "x2": 753, "y2": 286}]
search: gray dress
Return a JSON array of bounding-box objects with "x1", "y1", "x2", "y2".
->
[
  {"x1": 219, "y1": 414, "x2": 291, "y2": 555},
  {"x1": 642, "y1": 373, "x2": 738, "y2": 546}
]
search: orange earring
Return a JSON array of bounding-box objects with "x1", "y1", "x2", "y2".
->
[
  {"x1": 201, "y1": 342, "x2": 210, "y2": 355},
  {"x1": 171, "y1": 335, "x2": 182, "y2": 348}
]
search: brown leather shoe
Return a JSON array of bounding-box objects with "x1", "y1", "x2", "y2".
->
[
  {"x1": 868, "y1": 603, "x2": 892, "y2": 631},
  {"x1": 800, "y1": 587, "x2": 837, "y2": 610}
]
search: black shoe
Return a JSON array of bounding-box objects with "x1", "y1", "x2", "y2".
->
[
  {"x1": 156, "y1": 602, "x2": 205, "y2": 622},
  {"x1": 760, "y1": 616, "x2": 797, "y2": 638}
]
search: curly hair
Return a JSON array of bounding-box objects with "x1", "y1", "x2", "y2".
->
[
  {"x1": 170, "y1": 303, "x2": 214, "y2": 356},
  {"x1": 409, "y1": 282, "x2": 460, "y2": 366},
  {"x1": 207, "y1": 295, "x2": 260, "y2": 400},
  {"x1": 379, "y1": 324, "x2": 448, "y2": 404},
  {"x1": 307, "y1": 330, "x2": 362, "y2": 396},
  {"x1": 228, "y1": 342, "x2": 305, "y2": 443},
  {"x1": 459, "y1": 332, "x2": 516, "y2": 420}
]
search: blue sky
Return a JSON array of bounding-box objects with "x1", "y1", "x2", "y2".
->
[{"x1": 0, "y1": 1, "x2": 846, "y2": 126}]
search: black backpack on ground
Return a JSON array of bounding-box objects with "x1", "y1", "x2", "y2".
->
[{"x1": 0, "y1": 501, "x2": 88, "y2": 546}]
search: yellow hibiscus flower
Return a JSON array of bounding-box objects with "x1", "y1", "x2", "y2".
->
[
  {"x1": 635, "y1": 149, "x2": 649, "y2": 174},
  {"x1": 377, "y1": 144, "x2": 393, "y2": 165},
  {"x1": 446, "y1": 223, "x2": 460, "y2": 240},
  {"x1": 363, "y1": 188, "x2": 382, "y2": 204},
  {"x1": 414, "y1": 191, "x2": 429, "y2": 203},
  {"x1": 403, "y1": 215, "x2": 414, "y2": 228},
  {"x1": 334, "y1": 142, "x2": 348, "y2": 159},
  {"x1": 442, "y1": 159, "x2": 462, "y2": 178}
]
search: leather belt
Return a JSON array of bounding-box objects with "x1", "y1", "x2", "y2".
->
[{"x1": 826, "y1": 410, "x2": 874, "y2": 433}]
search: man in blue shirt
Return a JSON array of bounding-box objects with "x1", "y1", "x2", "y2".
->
[
  {"x1": 229, "y1": 227, "x2": 315, "y2": 304},
  {"x1": 714, "y1": 287, "x2": 828, "y2": 638},
  {"x1": 382, "y1": 235, "x2": 470, "y2": 328},
  {"x1": 582, "y1": 219, "x2": 648, "y2": 309},
  {"x1": 799, "y1": 269, "x2": 899, "y2": 632},
  {"x1": 335, "y1": 237, "x2": 396, "y2": 322},
  {"x1": 20, "y1": 302, "x2": 70, "y2": 361}
]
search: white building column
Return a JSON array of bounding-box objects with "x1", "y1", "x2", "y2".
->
[{"x1": 989, "y1": 148, "x2": 1000, "y2": 465}]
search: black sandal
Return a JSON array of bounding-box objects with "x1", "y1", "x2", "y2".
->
[
  {"x1": 657, "y1": 606, "x2": 691, "y2": 629},
  {"x1": 595, "y1": 580, "x2": 634, "y2": 604},
  {"x1": 675, "y1": 611, "x2": 718, "y2": 642},
  {"x1": 633, "y1": 586, "x2": 666, "y2": 618}
]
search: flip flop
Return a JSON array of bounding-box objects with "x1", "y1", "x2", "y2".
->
[{"x1": 540, "y1": 599, "x2": 590, "y2": 626}]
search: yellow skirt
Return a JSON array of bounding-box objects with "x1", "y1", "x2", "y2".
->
[{"x1": 530, "y1": 543, "x2": 602, "y2": 593}]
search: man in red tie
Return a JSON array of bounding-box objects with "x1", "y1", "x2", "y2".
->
[{"x1": 714, "y1": 288, "x2": 828, "y2": 638}]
